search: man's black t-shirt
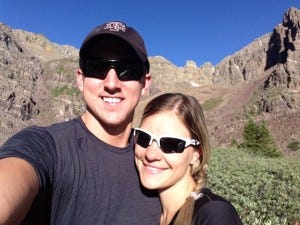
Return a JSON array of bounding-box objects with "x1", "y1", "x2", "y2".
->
[{"x1": 0, "y1": 118, "x2": 161, "y2": 225}]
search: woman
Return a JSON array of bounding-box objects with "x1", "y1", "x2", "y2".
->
[{"x1": 134, "y1": 93, "x2": 243, "y2": 225}]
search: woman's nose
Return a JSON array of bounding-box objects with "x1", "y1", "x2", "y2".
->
[{"x1": 144, "y1": 141, "x2": 163, "y2": 161}]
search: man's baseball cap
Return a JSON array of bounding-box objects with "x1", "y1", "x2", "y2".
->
[{"x1": 79, "y1": 21, "x2": 149, "y2": 73}]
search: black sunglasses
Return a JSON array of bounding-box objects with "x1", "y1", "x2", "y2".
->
[
  {"x1": 82, "y1": 59, "x2": 146, "y2": 81},
  {"x1": 134, "y1": 128, "x2": 200, "y2": 154}
]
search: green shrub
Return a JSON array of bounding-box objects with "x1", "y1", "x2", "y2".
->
[
  {"x1": 51, "y1": 86, "x2": 80, "y2": 97},
  {"x1": 230, "y1": 138, "x2": 239, "y2": 147},
  {"x1": 202, "y1": 97, "x2": 222, "y2": 111},
  {"x1": 239, "y1": 118, "x2": 282, "y2": 157},
  {"x1": 208, "y1": 147, "x2": 300, "y2": 225},
  {"x1": 287, "y1": 140, "x2": 300, "y2": 151}
]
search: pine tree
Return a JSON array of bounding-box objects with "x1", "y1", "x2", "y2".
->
[{"x1": 239, "y1": 118, "x2": 282, "y2": 157}]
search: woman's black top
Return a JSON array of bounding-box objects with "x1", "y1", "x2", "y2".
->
[{"x1": 169, "y1": 188, "x2": 243, "y2": 225}]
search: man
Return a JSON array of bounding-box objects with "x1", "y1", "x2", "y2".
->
[{"x1": 0, "y1": 21, "x2": 161, "y2": 225}]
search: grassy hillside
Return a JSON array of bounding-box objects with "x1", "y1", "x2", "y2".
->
[{"x1": 208, "y1": 147, "x2": 300, "y2": 225}]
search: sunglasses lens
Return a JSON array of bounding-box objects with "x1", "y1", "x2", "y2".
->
[
  {"x1": 135, "y1": 130, "x2": 151, "y2": 148},
  {"x1": 160, "y1": 138, "x2": 186, "y2": 153},
  {"x1": 117, "y1": 63, "x2": 144, "y2": 81},
  {"x1": 83, "y1": 59, "x2": 144, "y2": 81},
  {"x1": 84, "y1": 60, "x2": 108, "y2": 78}
]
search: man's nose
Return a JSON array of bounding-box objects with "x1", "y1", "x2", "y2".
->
[{"x1": 103, "y1": 68, "x2": 120, "y2": 89}]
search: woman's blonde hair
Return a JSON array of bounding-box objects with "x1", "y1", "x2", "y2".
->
[{"x1": 141, "y1": 93, "x2": 211, "y2": 225}]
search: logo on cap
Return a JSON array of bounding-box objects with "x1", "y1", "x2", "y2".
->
[{"x1": 104, "y1": 21, "x2": 126, "y2": 32}]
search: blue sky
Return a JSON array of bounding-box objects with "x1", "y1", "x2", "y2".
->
[{"x1": 1, "y1": 0, "x2": 299, "y2": 67}]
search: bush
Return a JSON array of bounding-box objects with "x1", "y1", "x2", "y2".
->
[
  {"x1": 230, "y1": 138, "x2": 239, "y2": 147},
  {"x1": 208, "y1": 147, "x2": 300, "y2": 225},
  {"x1": 239, "y1": 118, "x2": 282, "y2": 157},
  {"x1": 287, "y1": 141, "x2": 300, "y2": 151},
  {"x1": 51, "y1": 85, "x2": 80, "y2": 97},
  {"x1": 202, "y1": 97, "x2": 222, "y2": 111}
]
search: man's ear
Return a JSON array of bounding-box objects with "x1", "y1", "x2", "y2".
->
[
  {"x1": 76, "y1": 69, "x2": 84, "y2": 92},
  {"x1": 141, "y1": 73, "x2": 151, "y2": 96}
]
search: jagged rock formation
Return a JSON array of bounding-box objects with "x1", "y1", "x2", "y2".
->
[
  {"x1": 258, "y1": 7, "x2": 300, "y2": 113},
  {"x1": 211, "y1": 7, "x2": 300, "y2": 113},
  {"x1": 0, "y1": 23, "x2": 84, "y2": 142},
  {"x1": 0, "y1": 23, "x2": 42, "y2": 136},
  {"x1": 0, "y1": 7, "x2": 299, "y2": 155},
  {"x1": 204, "y1": 7, "x2": 300, "y2": 154},
  {"x1": 12, "y1": 29, "x2": 78, "y2": 62},
  {"x1": 212, "y1": 33, "x2": 270, "y2": 84}
]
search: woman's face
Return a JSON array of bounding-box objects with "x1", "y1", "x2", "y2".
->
[{"x1": 134, "y1": 111, "x2": 199, "y2": 193}]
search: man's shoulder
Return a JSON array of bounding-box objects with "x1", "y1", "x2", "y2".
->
[
  {"x1": 47, "y1": 117, "x2": 80, "y2": 129},
  {"x1": 12, "y1": 117, "x2": 84, "y2": 144},
  {"x1": 45, "y1": 117, "x2": 83, "y2": 135}
]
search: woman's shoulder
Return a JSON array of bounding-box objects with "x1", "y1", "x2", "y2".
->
[
  {"x1": 196, "y1": 188, "x2": 229, "y2": 203},
  {"x1": 192, "y1": 188, "x2": 243, "y2": 225}
]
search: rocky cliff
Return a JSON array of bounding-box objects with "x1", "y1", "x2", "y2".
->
[{"x1": 0, "y1": 7, "x2": 299, "y2": 156}]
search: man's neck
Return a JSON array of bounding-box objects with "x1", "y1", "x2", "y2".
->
[{"x1": 81, "y1": 112, "x2": 132, "y2": 148}]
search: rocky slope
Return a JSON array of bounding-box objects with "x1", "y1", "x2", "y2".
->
[{"x1": 0, "y1": 7, "x2": 299, "y2": 157}]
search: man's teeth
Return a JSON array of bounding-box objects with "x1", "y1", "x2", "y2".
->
[{"x1": 103, "y1": 97, "x2": 121, "y2": 103}]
